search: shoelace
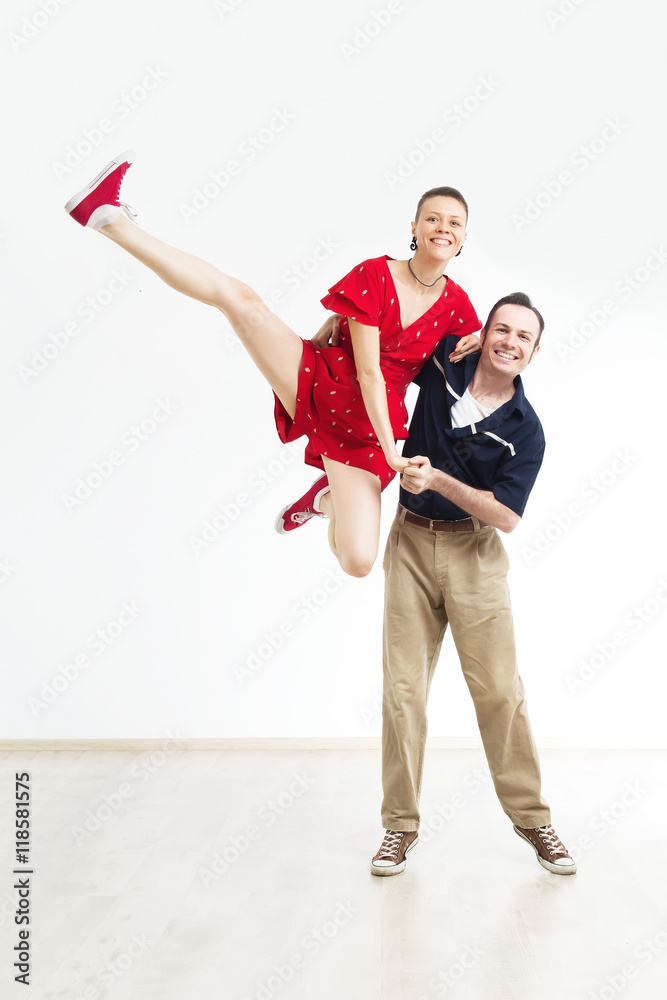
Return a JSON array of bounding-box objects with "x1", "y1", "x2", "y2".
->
[
  {"x1": 120, "y1": 201, "x2": 138, "y2": 223},
  {"x1": 378, "y1": 830, "x2": 404, "y2": 861},
  {"x1": 290, "y1": 510, "x2": 314, "y2": 524},
  {"x1": 535, "y1": 824, "x2": 567, "y2": 857}
]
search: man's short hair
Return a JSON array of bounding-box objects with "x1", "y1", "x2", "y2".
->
[{"x1": 484, "y1": 292, "x2": 544, "y2": 348}]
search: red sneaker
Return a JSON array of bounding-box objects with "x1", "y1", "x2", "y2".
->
[
  {"x1": 64, "y1": 149, "x2": 137, "y2": 230},
  {"x1": 275, "y1": 475, "x2": 330, "y2": 534}
]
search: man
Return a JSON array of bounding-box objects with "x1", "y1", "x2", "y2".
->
[{"x1": 371, "y1": 292, "x2": 576, "y2": 877}]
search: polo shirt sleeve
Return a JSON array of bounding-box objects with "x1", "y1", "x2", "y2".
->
[{"x1": 491, "y1": 435, "x2": 545, "y2": 517}]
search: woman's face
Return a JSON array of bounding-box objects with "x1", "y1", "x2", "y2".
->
[{"x1": 411, "y1": 196, "x2": 467, "y2": 262}]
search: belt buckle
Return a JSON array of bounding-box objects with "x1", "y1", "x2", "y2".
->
[{"x1": 429, "y1": 518, "x2": 434, "y2": 530}]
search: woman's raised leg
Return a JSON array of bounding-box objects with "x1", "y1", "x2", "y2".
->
[
  {"x1": 320, "y1": 458, "x2": 382, "y2": 578},
  {"x1": 98, "y1": 215, "x2": 303, "y2": 417}
]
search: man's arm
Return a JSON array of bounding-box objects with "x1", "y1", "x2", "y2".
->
[{"x1": 401, "y1": 456, "x2": 520, "y2": 533}]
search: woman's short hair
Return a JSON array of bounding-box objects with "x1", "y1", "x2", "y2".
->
[{"x1": 415, "y1": 186, "x2": 469, "y2": 222}]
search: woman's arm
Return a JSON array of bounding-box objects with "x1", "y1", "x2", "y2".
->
[
  {"x1": 449, "y1": 332, "x2": 481, "y2": 363},
  {"x1": 348, "y1": 318, "x2": 410, "y2": 473}
]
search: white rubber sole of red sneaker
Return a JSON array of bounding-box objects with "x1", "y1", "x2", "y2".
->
[
  {"x1": 370, "y1": 835, "x2": 419, "y2": 877},
  {"x1": 513, "y1": 825, "x2": 577, "y2": 875},
  {"x1": 64, "y1": 149, "x2": 136, "y2": 214},
  {"x1": 274, "y1": 505, "x2": 316, "y2": 534}
]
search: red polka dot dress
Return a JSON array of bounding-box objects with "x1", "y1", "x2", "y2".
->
[{"x1": 273, "y1": 255, "x2": 481, "y2": 490}]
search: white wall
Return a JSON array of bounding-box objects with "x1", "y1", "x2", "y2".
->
[{"x1": 2, "y1": 0, "x2": 665, "y2": 740}]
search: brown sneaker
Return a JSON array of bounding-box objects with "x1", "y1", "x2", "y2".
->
[
  {"x1": 513, "y1": 823, "x2": 577, "y2": 875},
  {"x1": 370, "y1": 830, "x2": 419, "y2": 877}
]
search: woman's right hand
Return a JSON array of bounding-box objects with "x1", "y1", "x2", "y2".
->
[{"x1": 311, "y1": 313, "x2": 341, "y2": 348}]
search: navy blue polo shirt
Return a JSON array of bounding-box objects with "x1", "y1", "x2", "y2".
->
[{"x1": 400, "y1": 334, "x2": 545, "y2": 520}]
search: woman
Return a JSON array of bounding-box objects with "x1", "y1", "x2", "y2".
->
[{"x1": 65, "y1": 152, "x2": 481, "y2": 576}]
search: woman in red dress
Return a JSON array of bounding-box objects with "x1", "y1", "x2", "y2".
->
[{"x1": 65, "y1": 152, "x2": 480, "y2": 576}]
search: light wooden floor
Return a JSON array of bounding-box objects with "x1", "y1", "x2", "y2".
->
[{"x1": 0, "y1": 749, "x2": 665, "y2": 999}]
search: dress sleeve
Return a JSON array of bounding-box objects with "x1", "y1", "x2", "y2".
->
[{"x1": 320, "y1": 258, "x2": 383, "y2": 327}]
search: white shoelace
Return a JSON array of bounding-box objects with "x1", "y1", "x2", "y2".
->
[
  {"x1": 290, "y1": 510, "x2": 315, "y2": 524},
  {"x1": 378, "y1": 830, "x2": 404, "y2": 861},
  {"x1": 535, "y1": 824, "x2": 566, "y2": 856},
  {"x1": 120, "y1": 201, "x2": 138, "y2": 223}
]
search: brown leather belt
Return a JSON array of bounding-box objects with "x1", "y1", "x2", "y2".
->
[{"x1": 397, "y1": 504, "x2": 488, "y2": 532}]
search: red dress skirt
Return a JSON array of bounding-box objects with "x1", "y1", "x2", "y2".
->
[{"x1": 273, "y1": 255, "x2": 481, "y2": 490}]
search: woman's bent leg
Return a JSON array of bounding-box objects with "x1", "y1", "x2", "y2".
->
[
  {"x1": 321, "y1": 458, "x2": 382, "y2": 577},
  {"x1": 99, "y1": 215, "x2": 302, "y2": 416}
]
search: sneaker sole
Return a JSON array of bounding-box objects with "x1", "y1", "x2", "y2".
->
[
  {"x1": 64, "y1": 149, "x2": 136, "y2": 214},
  {"x1": 513, "y1": 825, "x2": 577, "y2": 875},
  {"x1": 370, "y1": 835, "x2": 419, "y2": 877}
]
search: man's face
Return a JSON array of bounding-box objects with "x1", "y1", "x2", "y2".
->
[{"x1": 479, "y1": 303, "x2": 541, "y2": 378}]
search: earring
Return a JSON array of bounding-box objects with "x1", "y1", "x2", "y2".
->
[
  {"x1": 410, "y1": 236, "x2": 417, "y2": 251},
  {"x1": 455, "y1": 247, "x2": 462, "y2": 257}
]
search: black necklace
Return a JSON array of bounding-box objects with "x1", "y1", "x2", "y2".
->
[{"x1": 408, "y1": 257, "x2": 444, "y2": 287}]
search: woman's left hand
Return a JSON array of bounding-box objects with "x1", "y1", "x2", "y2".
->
[
  {"x1": 449, "y1": 333, "x2": 481, "y2": 363},
  {"x1": 386, "y1": 453, "x2": 412, "y2": 474}
]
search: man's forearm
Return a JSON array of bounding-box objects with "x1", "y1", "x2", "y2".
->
[{"x1": 428, "y1": 469, "x2": 520, "y2": 532}]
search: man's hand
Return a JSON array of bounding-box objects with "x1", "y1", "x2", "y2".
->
[
  {"x1": 449, "y1": 332, "x2": 481, "y2": 363},
  {"x1": 311, "y1": 314, "x2": 341, "y2": 348},
  {"x1": 401, "y1": 456, "x2": 435, "y2": 494}
]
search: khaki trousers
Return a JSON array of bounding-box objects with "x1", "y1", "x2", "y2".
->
[{"x1": 381, "y1": 508, "x2": 551, "y2": 831}]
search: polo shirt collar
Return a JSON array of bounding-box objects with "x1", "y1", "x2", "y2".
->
[{"x1": 461, "y1": 353, "x2": 528, "y2": 418}]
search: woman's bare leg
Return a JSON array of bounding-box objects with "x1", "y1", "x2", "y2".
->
[
  {"x1": 320, "y1": 459, "x2": 382, "y2": 577},
  {"x1": 99, "y1": 215, "x2": 302, "y2": 416}
]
